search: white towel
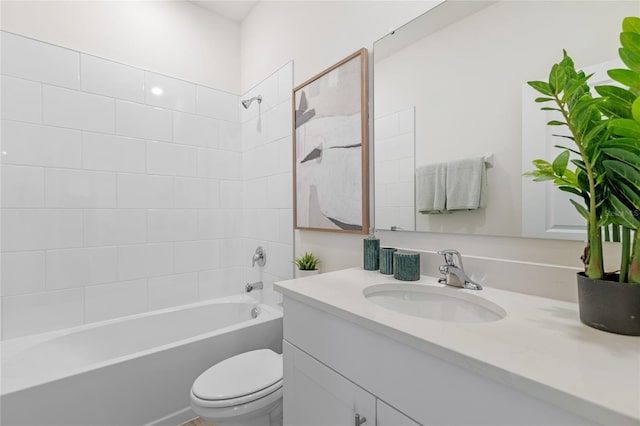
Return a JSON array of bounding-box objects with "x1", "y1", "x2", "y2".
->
[
  {"x1": 445, "y1": 157, "x2": 487, "y2": 211},
  {"x1": 416, "y1": 163, "x2": 447, "y2": 214}
]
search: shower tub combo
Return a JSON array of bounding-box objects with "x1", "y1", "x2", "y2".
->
[{"x1": 1, "y1": 295, "x2": 283, "y2": 426}]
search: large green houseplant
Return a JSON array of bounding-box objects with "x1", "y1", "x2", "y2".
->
[{"x1": 526, "y1": 17, "x2": 640, "y2": 335}]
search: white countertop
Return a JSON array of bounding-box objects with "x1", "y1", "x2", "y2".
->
[{"x1": 275, "y1": 268, "x2": 640, "y2": 426}]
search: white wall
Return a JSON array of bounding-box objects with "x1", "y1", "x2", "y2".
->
[
  {"x1": 0, "y1": 1, "x2": 241, "y2": 92},
  {"x1": 241, "y1": 0, "x2": 627, "y2": 292},
  {"x1": 240, "y1": 1, "x2": 438, "y2": 91},
  {"x1": 241, "y1": 0, "x2": 442, "y2": 274},
  {"x1": 0, "y1": 4, "x2": 297, "y2": 338},
  {"x1": 240, "y1": 63, "x2": 295, "y2": 307},
  {"x1": 0, "y1": 32, "x2": 245, "y2": 339}
]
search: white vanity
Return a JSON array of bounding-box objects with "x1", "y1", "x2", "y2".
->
[{"x1": 275, "y1": 268, "x2": 640, "y2": 426}]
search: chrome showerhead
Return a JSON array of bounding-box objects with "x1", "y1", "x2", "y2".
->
[{"x1": 241, "y1": 95, "x2": 262, "y2": 109}]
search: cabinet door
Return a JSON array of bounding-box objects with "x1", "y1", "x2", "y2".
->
[
  {"x1": 283, "y1": 340, "x2": 375, "y2": 426},
  {"x1": 377, "y1": 400, "x2": 422, "y2": 426}
]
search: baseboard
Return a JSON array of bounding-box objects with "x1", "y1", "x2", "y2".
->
[{"x1": 144, "y1": 407, "x2": 196, "y2": 426}]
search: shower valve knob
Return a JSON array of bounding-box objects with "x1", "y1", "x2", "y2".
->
[{"x1": 252, "y1": 246, "x2": 266, "y2": 267}]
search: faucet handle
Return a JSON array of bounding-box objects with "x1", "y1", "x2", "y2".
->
[
  {"x1": 437, "y1": 249, "x2": 463, "y2": 268},
  {"x1": 252, "y1": 246, "x2": 266, "y2": 267}
]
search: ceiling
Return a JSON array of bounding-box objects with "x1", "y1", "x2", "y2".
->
[{"x1": 192, "y1": 1, "x2": 260, "y2": 23}]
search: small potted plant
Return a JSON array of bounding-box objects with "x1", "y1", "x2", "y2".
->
[
  {"x1": 525, "y1": 17, "x2": 640, "y2": 335},
  {"x1": 295, "y1": 252, "x2": 320, "y2": 278}
]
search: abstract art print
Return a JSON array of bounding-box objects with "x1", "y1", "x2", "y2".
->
[{"x1": 293, "y1": 48, "x2": 370, "y2": 233}]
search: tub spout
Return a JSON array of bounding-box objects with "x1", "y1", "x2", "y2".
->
[{"x1": 245, "y1": 281, "x2": 263, "y2": 292}]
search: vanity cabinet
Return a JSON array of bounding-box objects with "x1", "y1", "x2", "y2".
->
[
  {"x1": 377, "y1": 400, "x2": 421, "y2": 426},
  {"x1": 283, "y1": 341, "x2": 375, "y2": 426},
  {"x1": 282, "y1": 296, "x2": 598, "y2": 426},
  {"x1": 283, "y1": 340, "x2": 418, "y2": 426}
]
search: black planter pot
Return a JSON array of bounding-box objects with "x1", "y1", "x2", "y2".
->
[{"x1": 576, "y1": 272, "x2": 640, "y2": 336}]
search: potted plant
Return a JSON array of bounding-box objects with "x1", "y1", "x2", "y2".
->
[
  {"x1": 525, "y1": 17, "x2": 640, "y2": 335},
  {"x1": 295, "y1": 252, "x2": 320, "y2": 278}
]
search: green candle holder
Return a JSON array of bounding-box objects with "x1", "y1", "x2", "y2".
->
[
  {"x1": 379, "y1": 247, "x2": 397, "y2": 275},
  {"x1": 393, "y1": 252, "x2": 420, "y2": 281},
  {"x1": 363, "y1": 238, "x2": 380, "y2": 271}
]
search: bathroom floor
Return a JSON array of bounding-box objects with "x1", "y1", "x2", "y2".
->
[{"x1": 181, "y1": 417, "x2": 218, "y2": 426}]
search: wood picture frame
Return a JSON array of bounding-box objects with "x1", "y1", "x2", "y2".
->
[{"x1": 292, "y1": 48, "x2": 370, "y2": 234}]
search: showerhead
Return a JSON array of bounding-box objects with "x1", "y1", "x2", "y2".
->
[{"x1": 241, "y1": 95, "x2": 262, "y2": 109}]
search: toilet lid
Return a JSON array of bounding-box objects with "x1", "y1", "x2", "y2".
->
[{"x1": 192, "y1": 349, "x2": 282, "y2": 401}]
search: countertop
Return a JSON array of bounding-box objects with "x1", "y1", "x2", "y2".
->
[{"x1": 275, "y1": 268, "x2": 640, "y2": 426}]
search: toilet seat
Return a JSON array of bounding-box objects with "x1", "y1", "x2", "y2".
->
[
  {"x1": 191, "y1": 385, "x2": 283, "y2": 422},
  {"x1": 191, "y1": 349, "x2": 283, "y2": 408},
  {"x1": 191, "y1": 379, "x2": 282, "y2": 408}
]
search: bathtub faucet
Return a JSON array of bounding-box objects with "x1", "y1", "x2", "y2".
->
[{"x1": 245, "y1": 281, "x2": 264, "y2": 293}]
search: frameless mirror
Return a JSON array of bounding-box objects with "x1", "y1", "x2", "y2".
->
[{"x1": 373, "y1": 0, "x2": 637, "y2": 239}]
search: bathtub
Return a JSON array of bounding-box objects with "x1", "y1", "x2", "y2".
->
[{"x1": 1, "y1": 295, "x2": 283, "y2": 426}]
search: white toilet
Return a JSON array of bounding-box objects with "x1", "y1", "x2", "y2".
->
[{"x1": 190, "y1": 349, "x2": 283, "y2": 426}]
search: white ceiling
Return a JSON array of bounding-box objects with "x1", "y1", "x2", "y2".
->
[{"x1": 192, "y1": 1, "x2": 259, "y2": 23}]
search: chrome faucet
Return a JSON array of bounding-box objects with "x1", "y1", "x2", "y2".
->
[
  {"x1": 437, "y1": 249, "x2": 483, "y2": 290},
  {"x1": 252, "y1": 246, "x2": 266, "y2": 267},
  {"x1": 245, "y1": 281, "x2": 264, "y2": 293}
]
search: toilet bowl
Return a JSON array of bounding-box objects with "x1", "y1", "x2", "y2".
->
[{"x1": 190, "y1": 349, "x2": 283, "y2": 426}]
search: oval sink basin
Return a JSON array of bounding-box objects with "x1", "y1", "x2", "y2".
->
[{"x1": 364, "y1": 283, "x2": 506, "y2": 323}]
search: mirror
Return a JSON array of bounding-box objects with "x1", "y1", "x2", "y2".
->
[{"x1": 373, "y1": 0, "x2": 637, "y2": 239}]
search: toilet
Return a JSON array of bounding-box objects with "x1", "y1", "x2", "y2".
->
[{"x1": 190, "y1": 349, "x2": 283, "y2": 426}]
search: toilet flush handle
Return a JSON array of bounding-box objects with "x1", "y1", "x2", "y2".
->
[{"x1": 355, "y1": 413, "x2": 367, "y2": 426}]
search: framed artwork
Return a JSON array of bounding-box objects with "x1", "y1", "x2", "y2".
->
[{"x1": 293, "y1": 48, "x2": 370, "y2": 234}]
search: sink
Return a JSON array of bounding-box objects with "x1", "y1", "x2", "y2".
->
[{"x1": 364, "y1": 283, "x2": 506, "y2": 323}]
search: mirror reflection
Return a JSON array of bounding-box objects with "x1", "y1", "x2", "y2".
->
[{"x1": 373, "y1": 0, "x2": 637, "y2": 239}]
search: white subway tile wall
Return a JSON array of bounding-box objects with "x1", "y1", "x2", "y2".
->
[
  {"x1": 115, "y1": 100, "x2": 173, "y2": 142},
  {"x1": 84, "y1": 279, "x2": 148, "y2": 323},
  {"x1": 80, "y1": 54, "x2": 145, "y2": 103},
  {"x1": 240, "y1": 61, "x2": 294, "y2": 308},
  {"x1": 1, "y1": 32, "x2": 80, "y2": 89},
  {"x1": 1, "y1": 121, "x2": 82, "y2": 168},
  {"x1": 1, "y1": 251, "x2": 46, "y2": 296},
  {"x1": 147, "y1": 273, "x2": 199, "y2": 310},
  {"x1": 145, "y1": 71, "x2": 197, "y2": 114},
  {"x1": 42, "y1": 85, "x2": 115, "y2": 133},
  {"x1": 374, "y1": 108, "x2": 416, "y2": 231},
  {"x1": 1, "y1": 75, "x2": 43, "y2": 123},
  {"x1": 81, "y1": 132, "x2": 147, "y2": 173},
  {"x1": 1, "y1": 31, "x2": 294, "y2": 339},
  {"x1": 1, "y1": 289, "x2": 84, "y2": 339},
  {"x1": 1, "y1": 165, "x2": 45, "y2": 208}
]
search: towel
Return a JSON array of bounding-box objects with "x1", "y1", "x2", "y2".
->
[
  {"x1": 445, "y1": 157, "x2": 487, "y2": 210},
  {"x1": 416, "y1": 163, "x2": 447, "y2": 214}
]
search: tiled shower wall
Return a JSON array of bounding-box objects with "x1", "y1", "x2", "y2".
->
[
  {"x1": 240, "y1": 63, "x2": 294, "y2": 307},
  {"x1": 0, "y1": 32, "x2": 294, "y2": 339}
]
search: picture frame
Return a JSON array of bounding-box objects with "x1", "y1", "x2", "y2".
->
[{"x1": 293, "y1": 48, "x2": 370, "y2": 234}]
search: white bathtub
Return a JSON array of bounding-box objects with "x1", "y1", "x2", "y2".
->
[{"x1": 1, "y1": 295, "x2": 283, "y2": 426}]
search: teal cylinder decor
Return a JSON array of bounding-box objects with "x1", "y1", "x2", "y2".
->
[
  {"x1": 394, "y1": 252, "x2": 420, "y2": 281},
  {"x1": 363, "y1": 237, "x2": 380, "y2": 271},
  {"x1": 379, "y1": 247, "x2": 397, "y2": 275}
]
